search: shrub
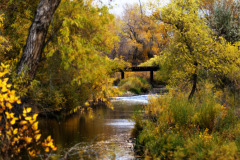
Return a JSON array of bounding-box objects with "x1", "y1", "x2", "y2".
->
[
  {"x1": 118, "y1": 77, "x2": 151, "y2": 94},
  {"x1": 134, "y1": 88, "x2": 240, "y2": 159},
  {"x1": 0, "y1": 64, "x2": 57, "y2": 159}
]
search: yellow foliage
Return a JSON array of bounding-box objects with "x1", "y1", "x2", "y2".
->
[
  {"x1": 0, "y1": 64, "x2": 57, "y2": 159},
  {"x1": 199, "y1": 128, "x2": 212, "y2": 142}
]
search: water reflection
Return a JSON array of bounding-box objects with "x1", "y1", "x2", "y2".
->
[{"x1": 39, "y1": 100, "x2": 144, "y2": 159}]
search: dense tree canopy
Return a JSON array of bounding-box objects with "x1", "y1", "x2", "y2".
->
[
  {"x1": 141, "y1": 0, "x2": 240, "y2": 98},
  {"x1": 1, "y1": 0, "x2": 240, "y2": 159},
  {"x1": 112, "y1": 4, "x2": 169, "y2": 66},
  {"x1": 0, "y1": 0, "x2": 126, "y2": 112}
]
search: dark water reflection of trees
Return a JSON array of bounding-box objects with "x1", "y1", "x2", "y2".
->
[{"x1": 39, "y1": 101, "x2": 143, "y2": 159}]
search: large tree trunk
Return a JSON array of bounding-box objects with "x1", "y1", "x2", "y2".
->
[{"x1": 17, "y1": 0, "x2": 61, "y2": 79}]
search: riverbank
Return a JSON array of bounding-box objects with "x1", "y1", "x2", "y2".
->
[{"x1": 132, "y1": 90, "x2": 240, "y2": 159}]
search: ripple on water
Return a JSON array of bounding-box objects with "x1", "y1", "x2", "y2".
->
[
  {"x1": 105, "y1": 119, "x2": 135, "y2": 128},
  {"x1": 111, "y1": 94, "x2": 159, "y2": 104}
]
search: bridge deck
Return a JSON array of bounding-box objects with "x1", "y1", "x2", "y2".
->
[
  {"x1": 118, "y1": 66, "x2": 160, "y2": 83},
  {"x1": 120, "y1": 66, "x2": 159, "y2": 72}
]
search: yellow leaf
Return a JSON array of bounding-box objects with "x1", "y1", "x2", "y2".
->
[
  {"x1": 6, "y1": 103, "x2": 12, "y2": 109},
  {"x1": 5, "y1": 112, "x2": 10, "y2": 119},
  {"x1": 1, "y1": 86, "x2": 7, "y2": 92},
  {"x1": 10, "y1": 119, "x2": 16, "y2": 125},
  {"x1": 45, "y1": 147, "x2": 50, "y2": 152},
  {"x1": 34, "y1": 134, "x2": 41, "y2": 141},
  {"x1": 47, "y1": 136, "x2": 52, "y2": 141},
  {"x1": 24, "y1": 137, "x2": 32, "y2": 144},
  {"x1": 29, "y1": 150, "x2": 36, "y2": 157},
  {"x1": 25, "y1": 108, "x2": 32, "y2": 113},
  {"x1": 32, "y1": 122, "x2": 38, "y2": 130},
  {"x1": 34, "y1": 130, "x2": 40, "y2": 134},
  {"x1": 20, "y1": 120, "x2": 27, "y2": 125},
  {"x1": 16, "y1": 100, "x2": 21, "y2": 104},
  {"x1": 23, "y1": 107, "x2": 32, "y2": 114},
  {"x1": 52, "y1": 146, "x2": 57, "y2": 151},
  {"x1": 25, "y1": 116, "x2": 32, "y2": 121},
  {"x1": 22, "y1": 125, "x2": 28, "y2": 130},
  {"x1": 13, "y1": 128, "x2": 18, "y2": 135},
  {"x1": 85, "y1": 102, "x2": 90, "y2": 106},
  {"x1": 33, "y1": 114, "x2": 38, "y2": 121}
]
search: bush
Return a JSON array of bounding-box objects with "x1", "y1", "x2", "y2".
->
[
  {"x1": 118, "y1": 77, "x2": 151, "y2": 94},
  {"x1": 0, "y1": 64, "x2": 57, "y2": 159},
  {"x1": 134, "y1": 88, "x2": 240, "y2": 159}
]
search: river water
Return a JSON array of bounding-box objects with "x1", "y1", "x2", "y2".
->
[{"x1": 39, "y1": 95, "x2": 153, "y2": 159}]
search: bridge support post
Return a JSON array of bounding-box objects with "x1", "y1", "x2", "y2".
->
[
  {"x1": 150, "y1": 71, "x2": 153, "y2": 83},
  {"x1": 121, "y1": 71, "x2": 124, "y2": 79}
]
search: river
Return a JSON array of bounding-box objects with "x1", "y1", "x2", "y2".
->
[{"x1": 39, "y1": 95, "x2": 154, "y2": 159}]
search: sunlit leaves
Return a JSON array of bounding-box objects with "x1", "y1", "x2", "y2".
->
[
  {"x1": 34, "y1": 134, "x2": 41, "y2": 142},
  {"x1": 42, "y1": 136, "x2": 57, "y2": 152},
  {"x1": 35, "y1": 0, "x2": 123, "y2": 112},
  {"x1": 0, "y1": 64, "x2": 57, "y2": 159},
  {"x1": 153, "y1": 0, "x2": 215, "y2": 90}
]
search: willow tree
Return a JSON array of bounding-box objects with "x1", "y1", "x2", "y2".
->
[
  {"x1": 158, "y1": 0, "x2": 216, "y2": 99},
  {"x1": 1, "y1": 0, "x2": 122, "y2": 111},
  {"x1": 20, "y1": 0, "x2": 122, "y2": 111}
]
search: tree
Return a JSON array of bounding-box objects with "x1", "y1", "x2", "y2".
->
[
  {"x1": 116, "y1": 4, "x2": 169, "y2": 66},
  {"x1": 157, "y1": 0, "x2": 216, "y2": 99},
  {"x1": 201, "y1": 0, "x2": 240, "y2": 43},
  {"x1": 1, "y1": 0, "x2": 124, "y2": 112},
  {"x1": 19, "y1": 0, "x2": 123, "y2": 111},
  {"x1": 151, "y1": 0, "x2": 240, "y2": 99},
  {"x1": 16, "y1": 0, "x2": 61, "y2": 80}
]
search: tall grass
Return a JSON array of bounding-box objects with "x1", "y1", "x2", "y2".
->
[{"x1": 133, "y1": 88, "x2": 240, "y2": 159}]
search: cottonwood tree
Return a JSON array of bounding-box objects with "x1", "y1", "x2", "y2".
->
[
  {"x1": 118, "y1": 4, "x2": 169, "y2": 66},
  {"x1": 11, "y1": 0, "x2": 121, "y2": 111},
  {"x1": 16, "y1": 0, "x2": 61, "y2": 80},
  {"x1": 158, "y1": 0, "x2": 216, "y2": 99},
  {"x1": 1, "y1": 0, "x2": 123, "y2": 112},
  {"x1": 153, "y1": 0, "x2": 240, "y2": 99}
]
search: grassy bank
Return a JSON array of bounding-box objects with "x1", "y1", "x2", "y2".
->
[
  {"x1": 118, "y1": 77, "x2": 151, "y2": 95},
  {"x1": 133, "y1": 86, "x2": 240, "y2": 159}
]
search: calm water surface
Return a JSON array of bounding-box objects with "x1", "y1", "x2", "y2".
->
[{"x1": 39, "y1": 95, "x2": 154, "y2": 159}]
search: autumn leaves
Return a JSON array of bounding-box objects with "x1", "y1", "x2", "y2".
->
[{"x1": 0, "y1": 64, "x2": 57, "y2": 159}]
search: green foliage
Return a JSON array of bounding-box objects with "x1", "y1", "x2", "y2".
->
[
  {"x1": 134, "y1": 87, "x2": 240, "y2": 159},
  {"x1": 206, "y1": 0, "x2": 240, "y2": 43},
  {"x1": 148, "y1": 0, "x2": 240, "y2": 98},
  {"x1": 139, "y1": 55, "x2": 161, "y2": 67},
  {"x1": 0, "y1": 14, "x2": 11, "y2": 64},
  {"x1": 0, "y1": 0, "x2": 38, "y2": 63},
  {"x1": 118, "y1": 77, "x2": 151, "y2": 94},
  {"x1": 34, "y1": 0, "x2": 124, "y2": 111},
  {"x1": 158, "y1": 0, "x2": 214, "y2": 89},
  {"x1": 133, "y1": 1, "x2": 240, "y2": 158},
  {"x1": 0, "y1": 0, "x2": 127, "y2": 113}
]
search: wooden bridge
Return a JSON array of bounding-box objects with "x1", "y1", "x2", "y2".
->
[{"x1": 119, "y1": 66, "x2": 160, "y2": 83}]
